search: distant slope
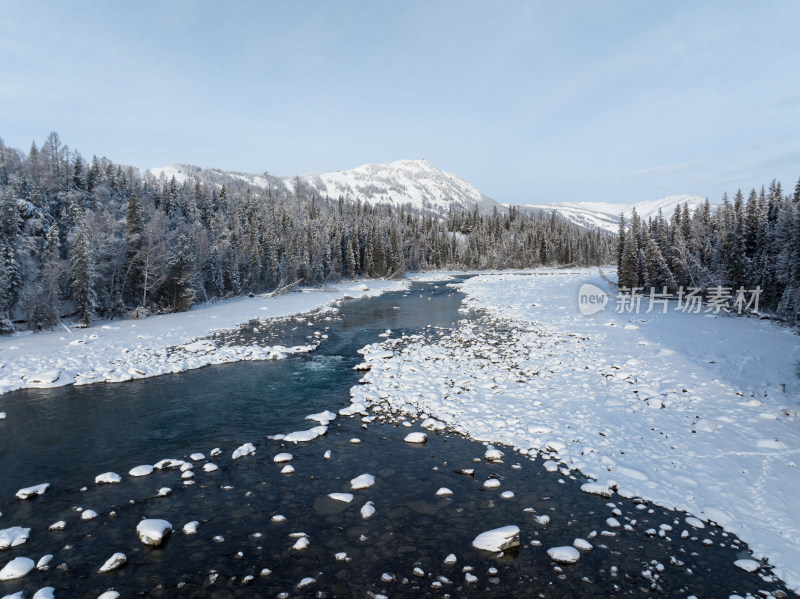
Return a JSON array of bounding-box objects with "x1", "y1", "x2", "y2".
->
[
  {"x1": 513, "y1": 194, "x2": 708, "y2": 234},
  {"x1": 147, "y1": 159, "x2": 502, "y2": 217}
]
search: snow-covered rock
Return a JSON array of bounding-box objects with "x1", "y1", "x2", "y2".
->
[
  {"x1": 403, "y1": 432, "x2": 427, "y2": 444},
  {"x1": 734, "y1": 559, "x2": 760, "y2": 573},
  {"x1": 472, "y1": 525, "x2": 520, "y2": 552},
  {"x1": 98, "y1": 552, "x2": 127, "y2": 573},
  {"x1": 484, "y1": 447, "x2": 504, "y2": 462},
  {"x1": 95, "y1": 472, "x2": 122, "y2": 485},
  {"x1": 283, "y1": 426, "x2": 328, "y2": 443},
  {"x1": 0, "y1": 556, "x2": 35, "y2": 581},
  {"x1": 547, "y1": 545, "x2": 581, "y2": 564},
  {"x1": 183, "y1": 521, "x2": 199, "y2": 534},
  {"x1": 16, "y1": 483, "x2": 49, "y2": 499},
  {"x1": 136, "y1": 519, "x2": 172, "y2": 546},
  {"x1": 129, "y1": 465, "x2": 153, "y2": 477},
  {"x1": 36, "y1": 555, "x2": 53, "y2": 571},
  {"x1": 274, "y1": 452, "x2": 293, "y2": 463},
  {"x1": 0, "y1": 527, "x2": 30, "y2": 550},
  {"x1": 306, "y1": 410, "x2": 336, "y2": 424},
  {"x1": 580, "y1": 482, "x2": 613, "y2": 498},
  {"x1": 232, "y1": 442, "x2": 256, "y2": 459}
]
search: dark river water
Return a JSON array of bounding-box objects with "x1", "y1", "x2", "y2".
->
[{"x1": 0, "y1": 280, "x2": 792, "y2": 598}]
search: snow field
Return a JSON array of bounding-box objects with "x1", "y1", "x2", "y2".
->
[{"x1": 347, "y1": 269, "x2": 800, "y2": 592}]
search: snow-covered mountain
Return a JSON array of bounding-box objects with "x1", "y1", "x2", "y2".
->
[
  {"x1": 148, "y1": 160, "x2": 501, "y2": 217},
  {"x1": 513, "y1": 194, "x2": 708, "y2": 234},
  {"x1": 148, "y1": 161, "x2": 708, "y2": 234}
]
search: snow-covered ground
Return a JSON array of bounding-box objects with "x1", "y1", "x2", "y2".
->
[
  {"x1": 349, "y1": 268, "x2": 800, "y2": 591},
  {"x1": 0, "y1": 280, "x2": 407, "y2": 395}
]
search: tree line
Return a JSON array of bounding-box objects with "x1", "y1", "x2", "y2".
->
[
  {"x1": 0, "y1": 133, "x2": 614, "y2": 333},
  {"x1": 617, "y1": 179, "x2": 800, "y2": 322}
]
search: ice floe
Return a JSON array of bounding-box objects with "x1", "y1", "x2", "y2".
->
[{"x1": 350, "y1": 473, "x2": 375, "y2": 490}]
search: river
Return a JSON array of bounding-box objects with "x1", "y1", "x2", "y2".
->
[{"x1": 0, "y1": 279, "x2": 791, "y2": 598}]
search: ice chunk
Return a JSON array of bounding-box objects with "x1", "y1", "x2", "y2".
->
[
  {"x1": 280, "y1": 465, "x2": 294, "y2": 474},
  {"x1": 0, "y1": 556, "x2": 35, "y2": 581},
  {"x1": 436, "y1": 487, "x2": 453, "y2": 496},
  {"x1": 202, "y1": 463, "x2": 218, "y2": 472},
  {"x1": 361, "y1": 501, "x2": 375, "y2": 519},
  {"x1": 95, "y1": 472, "x2": 121, "y2": 485},
  {"x1": 403, "y1": 432, "x2": 427, "y2": 444},
  {"x1": 32, "y1": 587, "x2": 55, "y2": 599},
  {"x1": 98, "y1": 552, "x2": 127, "y2": 573},
  {"x1": 97, "y1": 592, "x2": 120, "y2": 599},
  {"x1": 154, "y1": 458, "x2": 185, "y2": 470},
  {"x1": 350, "y1": 473, "x2": 375, "y2": 490},
  {"x1": 232, "y1": 443, "x2": 256, "y2": 459},
  {"x1": 472, "y1": 525, "x2": 520, "y2": 552},
  {"x1": 547, "y1": 545, "x2": 581, "y2": 564},
  {"x1": 81, "y1": 509, "x2": 98, "y2": 520},
  {"x1": 136, "y1": 519, "x2": 172, "y2": 546},
  {"x1": 16, "y1": 483, "x2": 50, "y2": 499},
  {"x1": 329, "y1": 493, "x2": 354, "y2": 503},
  {"x1": 189, "y1": 453, "x2": 205, "y2": 461},
  {"x1": 274, "y1": 453, "x2": 293, "y2": 463}
]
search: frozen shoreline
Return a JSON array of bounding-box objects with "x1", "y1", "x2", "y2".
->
[
  {"x1": 349, "y1": 268, "x2": 800, "y2": 592},
  {"x1": 0, "y1": 279, "x2": 408, "y2": 395}
]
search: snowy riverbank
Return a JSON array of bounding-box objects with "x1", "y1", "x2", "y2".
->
[
  {"x1": 0, "y1": 280, "x2": 408, "y2": 395},
  {"x1": 349, "y1": 268, "x2": 800, "y2": 592}
]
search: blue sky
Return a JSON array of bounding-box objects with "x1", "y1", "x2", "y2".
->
[{"x1": 1, "y1": 1, "x2": 798, "y2": 205}]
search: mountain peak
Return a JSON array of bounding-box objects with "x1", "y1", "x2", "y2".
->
[{"x1": 148, "y1": 159, "x2": 500, "y2": 216}]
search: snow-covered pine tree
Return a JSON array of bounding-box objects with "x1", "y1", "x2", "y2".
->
[{"x1": 70, "y1": 217, "x2": 97, "y2": 326}]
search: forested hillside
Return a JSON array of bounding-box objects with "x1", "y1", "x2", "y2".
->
[
  {"x1": 0, "y1": 133, "x2": 613, "y2": 333},
  {"x1": 617, "y1": 180, "x2": 800, "y2": 321}
]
